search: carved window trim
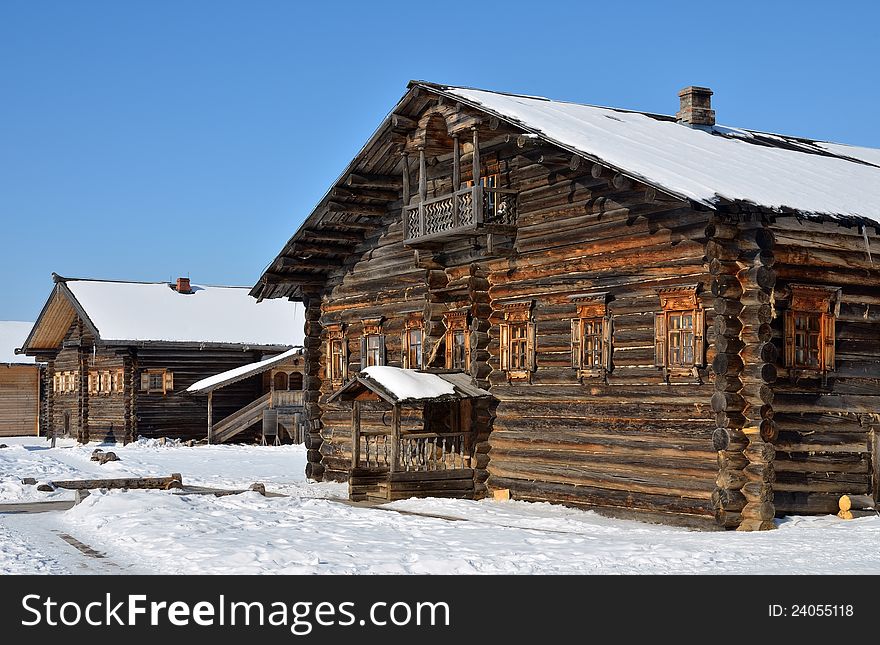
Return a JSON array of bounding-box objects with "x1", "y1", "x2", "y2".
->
[
  {"x1": 783, "y1": 284, "x2": 839, "y2": 376},
  {"x1": 498, "y1": 301, "x2": 537, "y2": 383},
  {"x1": 359, "y1": 317, "x2": 386, "y2": 370},
  {"x1": 570, "y1": 293, "x2": 612, "y2": 380},
  {"x1": 141, "y1": 369, "x2": 172, "y2": 395},
  {"x1": 401, "y1": 312, "x2": 424, "y2": 370},
  {"x1": 654, "y1": 286, "x2": 705, "y2": 380},
  {"x1": 443, "y1": 310, "x2": 470, "y2": 373},
  {"x1": 325, "y1": 323, "x2": 349, "y2": 387}
]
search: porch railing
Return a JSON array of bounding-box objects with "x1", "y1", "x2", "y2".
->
[
  {"x1": 353, "y1": 429, "x2": 468, "y2": 472},
  {"x1": 403, "y1": 185, "x2": 517, "y2": 243},
  {"x1": 271, "y1": 389, "x2": 303, "y2": 408}
]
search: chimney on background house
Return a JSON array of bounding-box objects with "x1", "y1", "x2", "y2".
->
[
  {"x1": 676, "y1": 86, "x2": 715, "y2": 127},
  {"x1": 175, "y1": 277, "x2": 192, "y2": 294}
]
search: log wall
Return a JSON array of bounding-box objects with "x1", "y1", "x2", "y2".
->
[
  {"x1": 310, "y1": 130, "x2": 719, "y2": 523},
  {"x1": 768, "y1": 216, "x2": 880, "y2": 514}
]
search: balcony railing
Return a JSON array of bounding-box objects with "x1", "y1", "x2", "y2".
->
[
  {"x1": 271, "y1": 389, "x2": 304, "y2": 408},
  {"x1": 403, "y1": 185, "x2": 517, "y2": 244}
]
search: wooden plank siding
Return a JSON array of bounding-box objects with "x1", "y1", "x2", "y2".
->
[{"x1": 0, "y1": 364, "x2": 40, "y2": 436}]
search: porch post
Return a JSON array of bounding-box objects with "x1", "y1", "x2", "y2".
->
[
  {"x1": 351, "y1": 400, "x2": 361, "y2": 469},
  {"x1": 207, "y1": 391, "x2": 213, "y2": 444},
  {"x1": 390, "y1": 404, "x2": 400, "y2": 473},
  {"x1": 401, "y1": 153, "x2": 411, "y2": 239},
  {"x1": 452, "y1": 134, "x2": 460, "y2": 227},
  {"x1": 418, "y1": 147, "x2": 427, "y2": 237},
  {"x1": 472, "y1": 127, "x2": 484, "y2": 225}
]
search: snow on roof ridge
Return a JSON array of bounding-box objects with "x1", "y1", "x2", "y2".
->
[
  {"x1": 425, "y1": 81, "x2": 879, "y2": 159},
  {"x1": 58, "y1": 275, "x2": 255, "y2": 290}
]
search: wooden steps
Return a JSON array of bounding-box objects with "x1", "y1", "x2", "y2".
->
[{"x1": 212, "y1": 393, "x2": 271, "y2": 443}]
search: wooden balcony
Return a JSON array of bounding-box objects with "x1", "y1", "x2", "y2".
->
[
  {"x1": 403, "y1": 185, "x2": 517, "y2": 245},
  {"x1": 271, "y1": 389, "x2": 303, "y2": 408}
]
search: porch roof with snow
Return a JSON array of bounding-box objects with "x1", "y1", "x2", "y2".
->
[
  {"x1": 0, "y1": 322, "x2": 38, "y2": 366},
  {"x1": 186, "y1": 347, "x2": 302, "y2": 394},
  {"x1": 20, "y1": 274, "x2": 303, "y2": 354},
  {"x1": 327, "y1": 366, "x2": 491, "y2": 405}
]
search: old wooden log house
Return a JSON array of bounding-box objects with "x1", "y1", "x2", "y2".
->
[
  {"x1": 0, "y1": 321, "x2": 41, "y2": 437},
  {"x1": 18, "y1": 275, "x2": 303, "y2": 443},
  {"x1": 252, "y1": 81, "x2": 880, "y2": 530}
]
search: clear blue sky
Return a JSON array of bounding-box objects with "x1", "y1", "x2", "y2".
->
[{"x1": 2, "y1": 1, "x2": 878, "y2": 321}]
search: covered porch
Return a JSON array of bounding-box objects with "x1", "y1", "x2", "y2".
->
[
  {"x1": 328, "y1": 366, "x2": 491, "y2": 502},
  {"x1": 186, "y1": 347, "x2": 305, "y2": 444}
]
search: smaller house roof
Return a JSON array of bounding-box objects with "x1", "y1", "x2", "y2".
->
[
  {"x1": 328, "y1": 366, "x2": 491, "y2": 404},
  {"x1": 0, "y1": 322, "x2": 37, "y2": 365},
  {"x1": 186, "y1": 347, "x2": 301, "y2": 394},
  {"x1": 21, "y1": 275, "x2": 303, "y2": 352}
]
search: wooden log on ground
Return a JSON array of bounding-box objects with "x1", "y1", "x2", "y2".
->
[{"x1": 39, "y1": 473, "x2": 183, "y2": 491}]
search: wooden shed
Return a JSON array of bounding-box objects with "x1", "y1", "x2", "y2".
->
[
  {"x1": 251, "y1": 81, "x2": 880, "y2": 530},
  {"x1": 0, "y1": 321, "x2": 41, "y2": 436},
  {"x1": 19, "y1": 275, "x2": 302, "y2": 443}
]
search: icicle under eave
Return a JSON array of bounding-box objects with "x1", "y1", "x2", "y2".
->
[{"x1": 863, "y1": 225, "x2": 874, "y2": 266}]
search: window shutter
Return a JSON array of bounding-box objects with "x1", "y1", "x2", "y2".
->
[
  {"x1": 401, "y1": 331, "x2": 409, "y2": 368},
  {"x1": 163, "y1": 371, "x2": 174, "y2": 394},
  {"x1": 570, "y1": 319, "x2": 581, "y2": 369},
  {"x1": 499, "y1": 323, "x2": 510, "y2": 371},
  {"x1": 360, "y1": 336, "x2": 368, "y2": 370},
  {"x1": 88, "y1": 373, "x2": 95, "y2": 394},
  {"x1": 116, "y1": 370, "x2": 124, "y2": 393},
  {"x1": 140, "y1": 372, "x2": 150, "y2": 391},
  {"x1": 654, "y1": 313, "x2": 667, "y2": 367},
  {"x1": 325, "y1": 341, "x2": 332, "y2": 380},
  {"x1": 342, "y1": 339, "x2": 349, "y2": 380},
  {"x1": 445, "y1": 332, "x2": 453, "y2": 369},
  {"x1": 783, "y1": 311, "x2": 795, "y2": 367},
  {"x1": 527, "y1": 322, "x2": 537, "y2": 372},
  {"x1": 378, "y1": 335, "x2": 386, "y2": 366},
  {"x1": 602, "y1": 317, "x2": 613, "y2": 372},
  {"x1": 821, "y1": 312, "x2": 836, "y2": 372},
  {"x1": 694, "y1": 308, "x2": 706, "y2": 367}
]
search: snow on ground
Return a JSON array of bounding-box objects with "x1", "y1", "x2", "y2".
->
[
  {"x1": 2, "y1": 435, "x2": 879, "y2": 575},
  {"x1": 0, "y1": 436, "x2": 343, "y2": 502}
]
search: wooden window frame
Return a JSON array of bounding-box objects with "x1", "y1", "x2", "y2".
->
[
  {"x1": 498, "y1": 301, "x2": 537, "y2": 383},
  {"x1": 444, "y1": 310, "x2": 471, "y2": 373},
  {"x1": 655, "y1": 286, "x2": 705, "y2": 380},
  {"x1": 141, "y1": 369, "x2": 173, "y2": 395},
  {"x1": 325, "y1": 323, "x2": 349, "y2": 387},
  {"x1": 570, "y1": 293, "x2": 612, "y2": 380},
  {"x1": 401, "y1": 313, "x2": 424, "y2": 370},
  {"x1": 783, "y1": 284, "x2": 839, "y2": 377},
  {"x1": 359, "y1": 318, "x2": 386, "y2": 370}
]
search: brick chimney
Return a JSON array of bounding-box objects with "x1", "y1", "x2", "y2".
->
[
  {"x1": 175, "y1": 277, "x2": 192, "y2": 294},
  {"x1": 676, "y1": 86, "x2": 715, "y2": 127}
]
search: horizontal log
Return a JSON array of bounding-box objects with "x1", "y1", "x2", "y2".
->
[{"x1": 41, "y1": 473, "x2": 183, "y2": 491}]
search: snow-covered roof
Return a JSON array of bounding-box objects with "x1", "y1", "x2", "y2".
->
[
  {"x1": 23, "y1": 277, "x2": 303, "y2": 350},
  {"x1": 328, "y1": 366, "x2": 491, "y2": 404},
  {"x1": 187, "y1": 347, "x2": 301, "y2": 394},
  {"x1": 363, "y1": 366, "x2": 455, "y2": 401},
  {"x1": 65, "y1": 279, "x2": 301, "y2": 346},
  {"x1": 437, "y1": 84, "x2": 880, "y2": 224},
  {"x1": 0, "y1": 322, "x2": 37, "y2": 365}
]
